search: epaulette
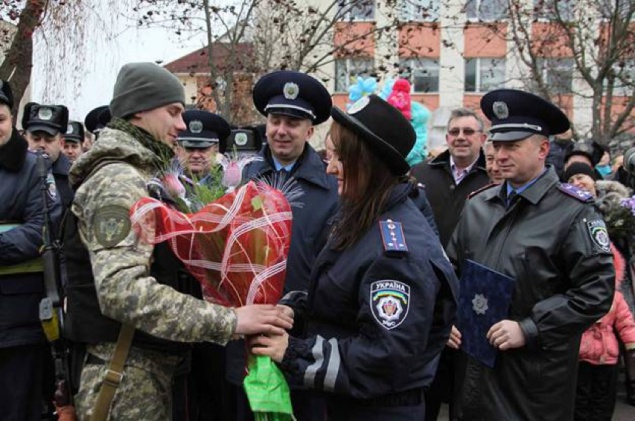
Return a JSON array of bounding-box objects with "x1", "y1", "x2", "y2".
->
[
  {"x1": 557, "y1": 183, "x2": 593, "y2": 203},
  {"x1": 379, "y1": 219, "x2": 408, "y2": 257},
  {"x1": 468, "y1": 183, "x2": 498, "y2": 199}
]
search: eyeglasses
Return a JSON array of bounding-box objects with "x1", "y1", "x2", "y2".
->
[{"x1": 448, "y1": 127, "x2": 481, "y2": 137}]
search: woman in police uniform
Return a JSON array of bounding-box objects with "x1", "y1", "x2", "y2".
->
[{"x1": 251, "y1": 95, "x2": 459, "y2": 420}]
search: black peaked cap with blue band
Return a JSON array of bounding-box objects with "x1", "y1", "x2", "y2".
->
[
  {"x1": 331, "y1": 94, "x2": 415, "y2": 176},
  {"x1": 64, "y1": 121, "x2": 85, "y2": 143},
  {"x1": 481, "y1": 89, "x2": 570, "y2": 142},
  {"x1": 84, "y1": 105, "x2": 111, "y2": 134},
  {"x1": 22, "y1": 102, "x2": 69, "y2": 136},
  {"x1": 178, "y1": 109, "x2": 230, "y2": 149},
  {"x1": 253, "y1": 70, "x2": 332, "y2": 125}
]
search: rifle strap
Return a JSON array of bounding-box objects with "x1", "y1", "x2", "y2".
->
[{"x1": 90, "y1": 323, "x2": 135, "y2": 421}]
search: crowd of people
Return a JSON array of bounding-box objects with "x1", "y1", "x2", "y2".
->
[{"x1": 0, "y1": 62, "x2": 634, "y2": 421}]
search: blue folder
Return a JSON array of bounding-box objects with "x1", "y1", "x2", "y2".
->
[{"x1": 457, "y1": 259, "x2": 515, "y2": 368}]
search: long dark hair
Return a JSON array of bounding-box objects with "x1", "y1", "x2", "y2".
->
[{"x1": 330, "y1": 121, "x2": 399, "y2": 250}]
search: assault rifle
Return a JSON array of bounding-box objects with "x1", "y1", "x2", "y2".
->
[{"x1": 36, "y1": 152, "x2": 76, "y2": 419}]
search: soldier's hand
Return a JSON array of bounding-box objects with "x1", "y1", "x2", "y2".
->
[
  {"x1": 234, "y1": 304, "x2": 293, "y2": 336},
  {"x1": 447, "y1": 325, "x2": 462, "y2": 349},
  {"x1": 487, "y1": 320, "x2": 526, "y2": 350},
  {"x1": 249, "y1": 332, "x2": 289, "y2": 363}
]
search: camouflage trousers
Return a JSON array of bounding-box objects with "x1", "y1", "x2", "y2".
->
[{"x1": 75, "y1": 343, "x2": 182, "y2": 420}]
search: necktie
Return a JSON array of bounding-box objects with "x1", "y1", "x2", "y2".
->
[{"x1": 507, "y1": 191, "x2": 518, "y2": 208}]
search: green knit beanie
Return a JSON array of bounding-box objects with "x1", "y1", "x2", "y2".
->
[{"x1": 110, "y1": 62, "x2": 185, "y2": 118}]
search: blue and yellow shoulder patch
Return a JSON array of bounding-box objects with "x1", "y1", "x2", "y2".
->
[
  {"x1": 379, "y1": 219, "x2": 408, "y2": 256},
  {"x1": 557, "y1": 183, "x2": 593, "y2": 203},
  {"x1": 468, "y1": 183, "x2": 498, "y2": 199}
]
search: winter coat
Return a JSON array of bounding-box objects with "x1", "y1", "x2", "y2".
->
[
  {"x1": 447, "y1": 167, "x2": 615, "y2": 421},
  {"x1": 579, "y1": 244, "x2": 635, "y2": 365},
  {"x1": 0, "y1": 129, "x2": 62, "y2": 347}
]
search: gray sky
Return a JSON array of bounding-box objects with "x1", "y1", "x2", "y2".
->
[{"x1": 31, "y1": 1, "x2": 208, "y2": 122}]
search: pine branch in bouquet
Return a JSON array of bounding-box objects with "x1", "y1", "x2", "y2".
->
[{"x1": 602, "y1": 195, "x2": 635, "y2": 242}]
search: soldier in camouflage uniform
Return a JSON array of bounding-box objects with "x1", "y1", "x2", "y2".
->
[{"x1": 66, "y1": 62, "x2": 292, "y2": 420}]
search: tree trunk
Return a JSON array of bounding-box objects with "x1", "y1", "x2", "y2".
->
[{"x1": 0, "y1": 0, "x2": 46, "y2": 120}]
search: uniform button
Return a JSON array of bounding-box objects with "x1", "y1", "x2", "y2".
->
[{"x1": 449, "y1": 184, "x2": 455, "y2": 190}]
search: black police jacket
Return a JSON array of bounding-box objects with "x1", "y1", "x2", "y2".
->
[
  {"x1": 52, "y1": 153, "x2": 74, "y2": 212},
  {"x1": 280, "y1": 183, "x2": 459, "y2": 407},
  {"x1": 447, "y1": 167, "x2": 615, "y2": 421},
  {"x1": 63, "y1": 189, "x2": 200, "y2": 356},
  {"x1": 0, "y1": 130, "x2": 62, "y2": 347}
]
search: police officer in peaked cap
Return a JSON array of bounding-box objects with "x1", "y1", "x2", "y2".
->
[
  {"x1": 447, "y1": 89, "x2": 614, "y2": 420},
  {"x1": 62, "y1": 121, "x2": 85, "y2": 163},
  {"x1": 22, "y1": 102, "x2": 74, "y2": 211},
  {"x1": 176, "y1": 109, "x2": 230, "y2": 186},
  {"x1": 231, "y1": 71, "x2": 339, "y2": 421}
]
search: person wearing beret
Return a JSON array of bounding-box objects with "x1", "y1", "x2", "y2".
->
[
  {"x1": 447, "y1": 89, "x2": 614, "y2": 420},
  {"x1": 250, "y1": 95, "x2": 459, "y2": 420},
  {"x1": 62, "y1": 121, "x2": 85, "y2": 163},
  {"x1": 230, "y1": 70, "x2": 339, "y2": 420},
  {"x1": 23, "y1": 102, "x2": 74, "y2": 212},
  {"x1": 0, "y1": 80, "x2": 62, "y2": 420}
]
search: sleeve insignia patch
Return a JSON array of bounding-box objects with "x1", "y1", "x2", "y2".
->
[
  {"x1": 379, "y1": 219, "x2": 408, "y2": 255},
  {"x1": 46, "y1": 173, "x2": 58, "y2": 202},
  {"x1": 558, "y1": 183, "x2": 593, "y2": 202},
  {"x1": 93, "y1": 205, "x2": 131, "y2": 248},
  {"x1": 370, "y1": 280, "x2": 410, "y2": 330},
  {"x1": 587, "y1": 220, "x2": 611, "y2": 253}
]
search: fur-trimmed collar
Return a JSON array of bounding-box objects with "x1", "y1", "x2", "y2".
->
[{"x1": 0, "y1": 129, "x2": 28, "y2": 172}]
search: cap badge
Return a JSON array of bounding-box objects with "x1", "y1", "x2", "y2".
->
[
  {"x1": 189, "y1": 120, "x2": 203, "y2": 134},
  {"x1": 67, "y1": 125, "x2": 74, "y2": 134},
  {"x1": 493, "y1": 101, "x2": 509, "y2": 120},
  {"x1": 38, "y1": 107, "x2": 53, "y2": 121},
  {"x1": 235, "y1": 132, "x2": 248, "y2": 146},
  {"x1": 348, "y1": 96, "x2": 370, "y2": 115},
  {"x1": 283, "y1": 82, "x2": 299, "y2": 100}
]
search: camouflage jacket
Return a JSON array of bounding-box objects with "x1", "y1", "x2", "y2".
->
[{"x1": 69, "y1": 127, "x2": 236, "y2": 345}]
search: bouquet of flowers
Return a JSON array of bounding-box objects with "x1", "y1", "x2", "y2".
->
[{"x1": 131, "y1": 156, "x2": 295, "y2": 419}]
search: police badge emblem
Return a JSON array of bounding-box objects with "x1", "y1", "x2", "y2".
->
[
  {"x1": 472, "y1": 294, "x2": 489, "y2": 315},
  {"x1": 189, "y1": 120, "x2": 203, "y2": 134},
  {"x1": 38, "y1": 107, "x2": 54, "y2": 121},
  {"x1": 283, "y1": 82, "x2": 299, "y2": 100},
  {"x1": 66, "y1": 125, "x2": 74, "y2": 134},
  {"x1": 235, "y1": 132, "x2": 248, "y2": 146},
  {"x1": 587, "y1": 220, "x2": 611, "y2": 253},
  {"x1": 492, "y1": 101, "x2": 509, "y2": 120},
  {"x1": 46, "y1": 173, "x2": 57, "y2": 201},
  {"x1": 370, "y1": 280, "x2": 410, "y2": 330}
]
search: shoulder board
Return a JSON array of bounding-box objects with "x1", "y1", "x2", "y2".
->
[
  {"x1": 379, "y1": 219, "x2": 408, "y2": 257},
  {"x1": 468, "y1": 183, "x2": 498, "y2": 199},
  {"x1": 557, "y1": 183, "x2": 593, "y2": 203}
]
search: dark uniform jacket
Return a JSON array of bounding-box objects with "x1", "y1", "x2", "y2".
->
[
  {"x1": 281, "y1": 183, "x2": 459, "y2": 414},
  {"x1": 410, "y1": 149, "x2": 490, "y2": 247},
  {"x1": 244, "y1": 143, "x2": 339, "y2": 292},
  {"x1": 0, "y1": 130, "x2": 61, "y2": 347},
  {"x1": 447, "y1": 167, "x2": 614, "y2": 421},
  {"x1": 52, "y1": 153, "x2": 73, "y2": 212}
]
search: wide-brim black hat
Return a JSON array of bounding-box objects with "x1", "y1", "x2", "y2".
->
[
  {"x1": 331, "y1": 95, "x2": 415, "y2": 175},
  {"x1": 84, "y1": 105, "x2": 111, "y2": 134},
  {"x1": 481, "y1": 89, "x2": 570, "y2": 142},
  {"x1": 253, "y1": 70, "x2": 332, "y2": 125}
]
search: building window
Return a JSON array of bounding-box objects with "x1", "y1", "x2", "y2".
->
[
  {"x1": 337, "y1": 0, "x2": 375, "y2": 21},
  {"x1": 398, "y1": 0, "x2": 440, "y2": 22},
  {"x1": 335, "y1": 58, "x2": 375, "y2": 92},
  {"x1": 609, "y1": 60, "x2": 635, "y2": 96},
  {"x1": 465, "y1": 58, "x2": 506, "y2": 92},
  {"x1": 535, "y1": 58, "x2": 574, "y2": 94},
  {"x1": 533, "y1": 0, "x2": 575, "y2": 21},
  {"x1": 399, "y1": 58, "x2": 440, "y2": 93},
  {"x1": 466, "y1": 0, "x2": 508, "y2": 21}
]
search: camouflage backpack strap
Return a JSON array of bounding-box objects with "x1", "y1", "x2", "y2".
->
[{"x1": 90, "y1": 323, "x2": 135, "y2": 421}]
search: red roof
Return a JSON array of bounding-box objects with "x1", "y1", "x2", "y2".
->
[{"x1": 164, "y1": 43, "x2": 254, "y2": 74}]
